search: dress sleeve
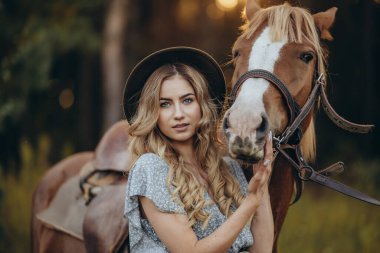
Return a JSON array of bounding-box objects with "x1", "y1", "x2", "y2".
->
[
  {"x1": 124, "y1": 153, "x2": 185, "y2": 250},
  {"x1": 223, "y1": 156, "x2": 249, "y2": 196}
]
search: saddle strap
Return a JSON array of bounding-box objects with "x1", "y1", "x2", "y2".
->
[{"x1": 320, "y1": 87, "x2": 374, "y2": 133}]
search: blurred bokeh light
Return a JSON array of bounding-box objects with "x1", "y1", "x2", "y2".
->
[
  {"x1": 216, "y1": 0, "x2": 239, "y2": 11},
  {"x1": 58, "y1": 88, "x2": 74, "y2": 109},
  {"x1": 207, "y1": 3, "x2": 224, "y2": 19}
]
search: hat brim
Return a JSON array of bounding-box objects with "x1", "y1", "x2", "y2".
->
[{"x1": 123, "y1": 47, "x2": 226, "y2": 122}]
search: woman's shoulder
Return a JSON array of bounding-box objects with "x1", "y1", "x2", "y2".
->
[
  {"x1": 133, "y1": 153, "x2": 168, "y2": 170},
  {"x1": 136, "y1": 152, "x2": 165, "y2": 164},
  {"x1": 128, "y1": 153, "x2": 170, "y2": 181},
  {"x1": 127, "y1": 153, "x2": 170, "y2": 195}
]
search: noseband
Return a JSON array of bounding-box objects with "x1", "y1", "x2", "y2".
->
[
  {"x1": 229, "y1": 69, "x2": 310, "y2": 145},
  {"x1": 228, "y1": 67, "x2": 378, "y2": 206}
]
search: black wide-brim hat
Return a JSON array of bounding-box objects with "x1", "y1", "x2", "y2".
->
[{"x1": 123, "y1": 47, "x2": 226, "y2": 123}]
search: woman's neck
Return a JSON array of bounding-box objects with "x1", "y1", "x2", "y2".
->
[
  {"x1": 172, "y1": 141, "x2": 197, "y2": 165},
  {"x1": 172, "y1": 140, "x2": 213, "y2": 196}
]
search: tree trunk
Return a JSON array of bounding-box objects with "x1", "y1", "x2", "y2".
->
[{"x1": 102, "y1": 0, "x2": 129, "y2": 133}]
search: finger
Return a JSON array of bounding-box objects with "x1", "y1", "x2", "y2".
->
[
  {"x1": 260, "y1": 170, "x2": 270, "y2": 185},
  {"x1": 248, "y1": 175, "x2": 260, "y2": 193},
  {"x1": 249, "y1": 168, "x2": 271, "y2": 195},
  {"x1": 263, "y1": 158, "x2": 270, "y2": 167},
  {"x1": 264, "y1": 131, "x2": 273, "y2": 160},
  {"x1": 249, "y1": 169, "x2": 265, "y2": 186},
  {"x1": 260, "y1": 169, "x2": 270, "y2": 185},
  {"x1": 252, "y1": 162, "x2": 266, "y2": 176},
  {"x1": 253, "y1": 169, "x2": 269, "y2": 187}
]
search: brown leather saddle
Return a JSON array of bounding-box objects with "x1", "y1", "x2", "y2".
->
[{"x1": 36, "y1": 121, "x2": 131, "y2": 253}]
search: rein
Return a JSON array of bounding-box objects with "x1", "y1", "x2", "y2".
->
[{"x1": 228, "y1": 68, "x2": 379, "y2": 206}]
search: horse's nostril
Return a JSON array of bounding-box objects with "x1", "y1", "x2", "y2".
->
[
  {"x1": 223, "y1": 116, "x2": 230, "y2": 130},
  {"x1": 257, "y1": 114, "x2": 269, "y2": 139}
]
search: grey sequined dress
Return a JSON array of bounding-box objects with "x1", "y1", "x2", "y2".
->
[{"x1": 124, "y1": 153, "x2": 254, "y2": 252}]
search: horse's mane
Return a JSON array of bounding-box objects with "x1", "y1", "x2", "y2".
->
[{"x1": 241, "y1": 3, "x2": 328, "y2": 162}]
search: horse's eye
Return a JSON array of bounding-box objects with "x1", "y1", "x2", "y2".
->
[
  {"x1": 300, "y1": 52, "x2": 314, "y2": 63},
  {"x1": 233, "y1": 50, "x2": 241, "y2": 59}
]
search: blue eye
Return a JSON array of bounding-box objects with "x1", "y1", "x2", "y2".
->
[
  {"x1": 183, "y1": 98, "x2": 193, "y2": 104},
  {"x1": 160, "y1": 102, "x2": 170, "y2": 108}
]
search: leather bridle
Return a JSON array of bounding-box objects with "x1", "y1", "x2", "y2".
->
[{"x1": 228, "y1": 67, "x2": 379, "y2": 206}]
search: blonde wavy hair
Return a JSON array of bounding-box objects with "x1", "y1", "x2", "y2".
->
[{"x1": 127, "y1": 63, "x2": 244, "y2": 227}]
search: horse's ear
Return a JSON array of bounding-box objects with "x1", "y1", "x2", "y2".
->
[
  {"x1": 244, "y1": 0, "x2": 261, "y2": 21},
  {"x1": 313, "y1": 7, "x2": 338, "y2": 41}
]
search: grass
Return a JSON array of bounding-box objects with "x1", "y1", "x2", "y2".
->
[
  {"x1": 279, "y1": 184, "x2": 380, "y2": 253},
  {"x1": 0, "y1": 135, "x2": 379, "y2": 253},
  {"x1": 0, "y1": 135, "x2": 51, "y2": 253}
]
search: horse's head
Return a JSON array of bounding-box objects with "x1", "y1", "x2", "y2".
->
[{"x1": 223, "y1": 1, "x2": 337, "y2": 163}]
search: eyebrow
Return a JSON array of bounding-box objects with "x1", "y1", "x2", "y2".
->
[{"x1": 160, "y1": 93, "x2": 195, "y2": 101}]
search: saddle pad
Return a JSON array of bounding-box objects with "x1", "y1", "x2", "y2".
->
[{"x1": 36, "y1": 176, "x2": 86, "y2": 240}]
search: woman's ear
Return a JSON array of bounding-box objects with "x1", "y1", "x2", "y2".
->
[{"x1": 313, "y1": 7, "x2": 338, "y2": 41}]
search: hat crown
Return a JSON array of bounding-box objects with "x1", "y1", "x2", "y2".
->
[{"x1": 123, "y1": 47, "x2": 226, "y2": 123}]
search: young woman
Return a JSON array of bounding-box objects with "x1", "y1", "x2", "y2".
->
[{"x1": 123, "y1": 47, "x2": 274, "y2": 253}]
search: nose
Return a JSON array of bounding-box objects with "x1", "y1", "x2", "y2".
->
[
  {"x1": 173, "y1": 103, "x2": 185, "y2": 120},
  {"x1": 223, "y1": 112, "x2": 269, "y2": 162},
  {"x1": 223, "y1": 112, "x2": 269, "y2": 140}
]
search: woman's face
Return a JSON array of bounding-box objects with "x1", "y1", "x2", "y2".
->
[{"x1": 157, "y1": 75, "x2": 201, "y2": 147}]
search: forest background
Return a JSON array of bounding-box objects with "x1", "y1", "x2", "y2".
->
[{"x1": 1, "y1": 0, "x2": 379, "y2": 252}]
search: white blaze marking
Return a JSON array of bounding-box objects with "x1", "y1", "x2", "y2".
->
[{"x1": 237, "y1": 27, "x2": 287, "y2": 110}]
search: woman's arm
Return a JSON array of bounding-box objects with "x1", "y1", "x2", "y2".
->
[
  {"x1": 249, "y1": 133, "x2": 274, "y2": 253},
  {"x1": 139, "y1": 134, "x2": 273, "y2": 253},
  {"x1": 140, "y1": 194, "x2": 259, "y2": 253},
  {"x1": 249, "y1": 187, "x2": 274, "y2": 253}
]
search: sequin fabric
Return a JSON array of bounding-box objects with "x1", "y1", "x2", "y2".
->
[{"x1": 124, "y1": 153, "x2": 254, "y2": 252}]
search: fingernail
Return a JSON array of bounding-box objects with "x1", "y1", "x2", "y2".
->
[
  {"x1": 263, "y1": 159, "x2": 270, "y2": 166},
  {"x1": 268, "y1": 131, "x2": 272, "y2": 140}
]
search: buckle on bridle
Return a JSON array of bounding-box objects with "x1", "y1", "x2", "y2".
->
[
  {"x1": 316, "y1": 73, "x2": 325, "y2": 86},
  {"x1": 273, "y1": 135, "x2": 286, "y2": 148},
  {"x1": 273, "y1": 127, "x2": 293, "y2": 147},
  {"x1": 299, "y1": 165, "x2": 314, "y2": 181}
]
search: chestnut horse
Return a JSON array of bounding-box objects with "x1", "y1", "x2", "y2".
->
[
  {"x1": 32, "y1": 2, "x2": 366, "y2": 253},
  {"x1": 31, "y1": 121, "x2": 131, "y2": 253},
  {"x1": 223, "y1": 1, "x2": 338, "y2": 252}
]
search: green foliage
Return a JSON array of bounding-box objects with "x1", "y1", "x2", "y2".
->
[
  {"x1": 0, "y1": 134, "x2": 50, "y2": 253},
  {"x1": 0, "y1": 0, "x2": 104, "y2": 130}
]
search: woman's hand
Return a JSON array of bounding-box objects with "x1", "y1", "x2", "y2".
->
[
  {"x1": 246, "y1": 131, "x2": 274, "y2": 253},
  {"x1": 245, "y1": 131, "x2": 273, "y2": 209}
]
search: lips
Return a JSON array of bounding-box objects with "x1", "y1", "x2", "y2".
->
[{"x1": 173, "y1": 123, "x2": 189, "y2": 129}]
